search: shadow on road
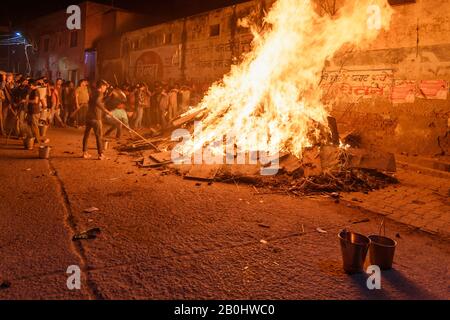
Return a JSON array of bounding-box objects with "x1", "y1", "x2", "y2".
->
[
  {"x1": 382, "y1": 269, "x2": 441, "y2": 300},
  {"x1": 347, "y1": 273, "x2": 392, "y2": 300},
  {"x1": 346, "y1": 268, "x2": 441, "y2": 300}
]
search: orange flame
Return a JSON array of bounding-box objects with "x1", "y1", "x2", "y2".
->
[{"x1": 181, "y1": 0, "x2": 392, "y2": 158}]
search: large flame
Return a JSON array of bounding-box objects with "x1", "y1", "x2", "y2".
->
[{"x1": 180, "y1": 0, "x2": 392, "y2": 159}]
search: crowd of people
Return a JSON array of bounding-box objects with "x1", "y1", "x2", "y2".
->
[{"x1": 0, "y1": 71, "x2": 202, "y2": 159}]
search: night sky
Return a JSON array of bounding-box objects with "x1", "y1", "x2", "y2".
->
[{"x1": 2, "y1": 0, "x2": 250, "y2": 27}]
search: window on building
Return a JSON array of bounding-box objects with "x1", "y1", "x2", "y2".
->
[
  {"x1": 70, "y1": 31, "x2": 78, "y2": 48},
  {"x1": 209, "y1": 24, "x2": 220, "y2": 37},
  {"x1": 388, "y1": 0, "x2": 416, "y2": 4},
  {"x1": 43, "y1": 38, "x2": 49, "y2": 52},
  {"x1": 149, "y1": 34, "x2": 156, "y2": 47},
  {"x1": 164, "y1": 33, "x2": 173, "y2": 45}
]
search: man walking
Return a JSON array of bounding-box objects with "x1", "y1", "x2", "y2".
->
[
  {"x1": 26, "y1": 80, "x2": 44, "y2": 145},
  {"x1": 1, "y1": 73, "x2": 16, "y2": 135},
  {"x1": 82, "y1": 80, "x2": 111, "y2": 160},
  {"x1": 13, "y1": 78, "x2": 30, "y2": 138},
  {"x1": 74, "y1": 79, "x2": 90, "y2": 127},
  {"x1": 167, "y1": 84, "x2": 179, "y2": 121},
  {"x1": 133, "y1": 83, "x2": 147, "y2": 129},
  {"x1": 50, "y1": 80, "x2": 66, "y2": 127}
]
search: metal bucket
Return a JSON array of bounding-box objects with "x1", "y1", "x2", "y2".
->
[
  {"x1": 39, "y1": 125, "x2": 48, "y2": 137},
  {"x1": 24, "y1": 138, "x2": 35, "y2": 150},
  {"x1": 339, "y1": 230, "x2": 370, "y2": 274},
  {"x1": 39, "y1": 146, "x2": 51, "y2": 159},
  {"x1": 368, "y1": 235, "x2": 397, "y2": 270}
]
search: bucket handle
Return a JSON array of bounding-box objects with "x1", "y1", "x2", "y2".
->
[{"x1": 378, "y1": 218, "x2": 386, "y2": 237}]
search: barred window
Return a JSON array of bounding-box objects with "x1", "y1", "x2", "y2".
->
[{"x1": 209, "y1": 24, "x2": 220, "y2": 37}]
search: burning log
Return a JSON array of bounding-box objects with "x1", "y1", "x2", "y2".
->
[
  {"x1": 172, "y1": 107, "x2": 207, "y2": 128},
  {"x1": 279, "y1": 154, "x2": 303, "y2": 175},
  {"x1": 119, "y1": 0, "x2": 397, "y2": 196},
  {"x1": 185, "y1": 164, "x2": 221, "y2": 181},
  {"x1": 327, "y1": 116, "x2": 340, "y2": 146},
  {"x1": 301, "y1": 147, "x2": 323, "y2": 177}
]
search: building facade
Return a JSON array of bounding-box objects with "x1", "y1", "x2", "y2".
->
[
  {"x1": 326, "y1": 0, "x2": 450, "y2": 155},
  {"x1": 96, "y1": 0, "x2": 449, "y2": 156},
  {"x1": 98, "y1": 0, "x2": 270, "y2": 86},
  {"x1": 21, "y1": 2, "x2": 150, "y2": 83}
]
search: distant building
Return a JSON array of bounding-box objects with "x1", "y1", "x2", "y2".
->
[
  {"x1": 0, "y1": 25, "x2": 28, "y2": 73},
  {"x1": 0, "y1": 25, "x2": 12, "y2": 71},
  {"x1": 20, "y1": 1, "x2": 151, "y2": 83},
  {"x1": 97, "y1": 0, "x2": 267, "y2": 86}
]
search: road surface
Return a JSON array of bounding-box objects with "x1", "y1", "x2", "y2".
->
[{"x1": 0, "y1": 128, "x2": 448, "y2": 299}]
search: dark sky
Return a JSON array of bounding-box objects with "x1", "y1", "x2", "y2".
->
[{"x1": 2, "y1": 0, "x2": 250, "y2": 27}]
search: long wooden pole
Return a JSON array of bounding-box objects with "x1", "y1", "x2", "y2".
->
[{"x1": 110, "y1": 114, "x2": 161, "y2": 152}]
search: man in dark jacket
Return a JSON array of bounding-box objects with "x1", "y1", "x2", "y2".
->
[{"x1": 82, "y1": 80, "x2": 111, "y2": 160}]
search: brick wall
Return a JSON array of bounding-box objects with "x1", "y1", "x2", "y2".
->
[{"x1": 326, "y1": 0, "x2": 450, "y2": 155}]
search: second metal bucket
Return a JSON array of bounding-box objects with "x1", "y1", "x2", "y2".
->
[
  {"x1": 103, "y1": 140, "x2": 110, "y2": 151},
  {"x1": 24, "y1": 138, "x2": 35, "y2": 150},
  {"x1": 368, "y1": 235, "x2": 397, "y2": 270},
  {"x1": 339, "y1": 230, "x2": 370, "y2": 274},
  {"x1": 39, "y1": 146, "x2": 51, "y2": 159}
]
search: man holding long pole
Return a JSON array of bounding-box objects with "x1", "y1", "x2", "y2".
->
[{"x1": 82, "y1": 80, "x2": 111, "y2": 160}]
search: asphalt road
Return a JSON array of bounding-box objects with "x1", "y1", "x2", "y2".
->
[{"x1": 0, "y1": 128, "x2": 449, "y2": 299}]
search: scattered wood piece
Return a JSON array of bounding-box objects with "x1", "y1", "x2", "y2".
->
[
  {"x1": 72, "y1": 228, "x2": 101, "y2": 241},
  {"x1": 149, "y1": 151, "x2": 173, "y2": 163},
  {"x1": 316, "y1": 227, "x2": 328, "y2": 234},
  {"x1": 185, "y1": 164, "x2": 221, "y2": 181},
  {"x1": 351, "y1": 218, "x2": 370, "y2": 225},
  {"x1": 139, "y1": 160, "x2": 171, "y2": 168},
  {"x1": 260, "y1": 239, "x2": 268, "y2": 244},
  {"x1": 83, "y1": 207, "x2": 99, "y2": 214}
]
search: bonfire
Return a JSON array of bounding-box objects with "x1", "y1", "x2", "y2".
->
[{"x1": 123, "y1": 0, "x2": 398, "y2": 195}]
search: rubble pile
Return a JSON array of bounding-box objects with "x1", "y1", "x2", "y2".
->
[{"x1": 116, "y1": 112, "x2": 399, "y2": 196}]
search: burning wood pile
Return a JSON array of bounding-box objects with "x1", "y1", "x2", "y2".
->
[
  {"x1": 117, "y1": 112, "x2": 398, "y2": 196},
  {"x1": 117, "y1": 0, "x2": 397, "y2": 195}
]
